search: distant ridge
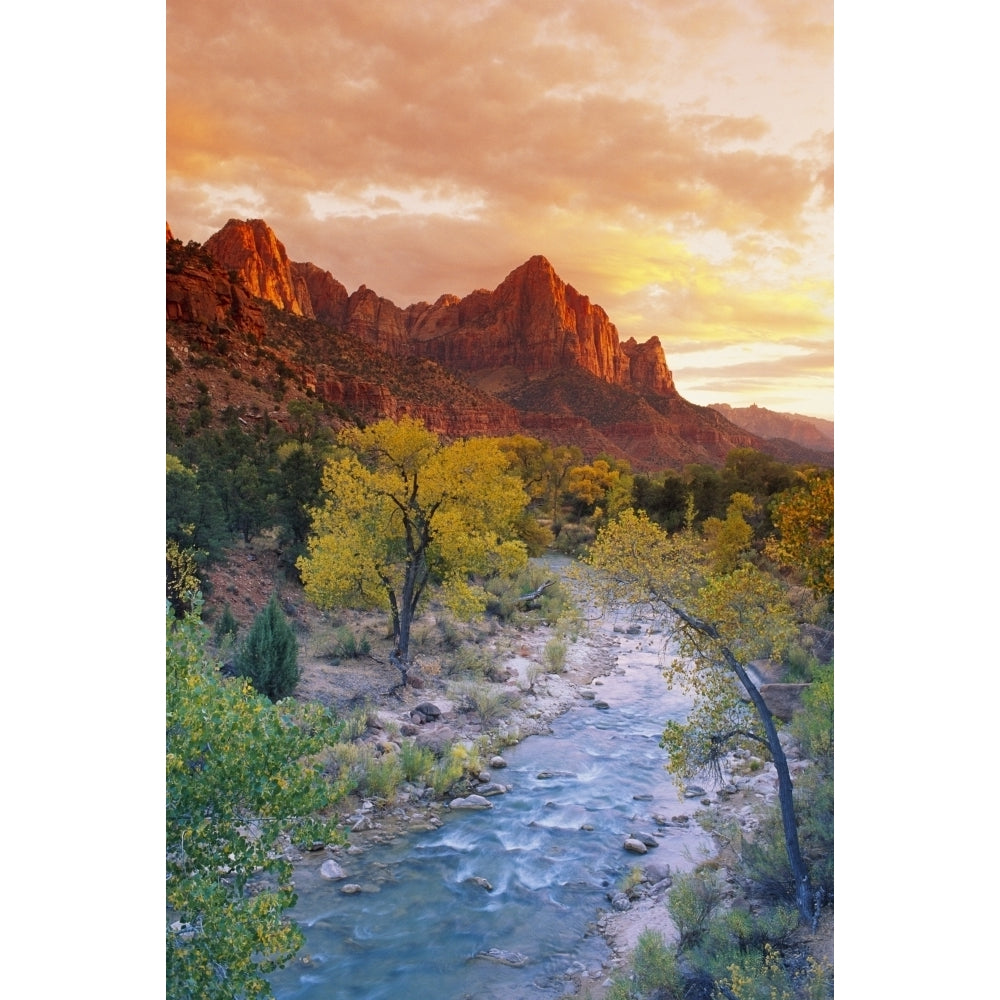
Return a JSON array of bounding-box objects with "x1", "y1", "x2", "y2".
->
[{"x1": 709, "y1": 404, "x2": 833, "y2": 456}]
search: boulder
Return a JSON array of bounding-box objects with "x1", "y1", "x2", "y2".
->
[
  {"x1": 630, "y1": 831, "x2": 659, "y2": 848},
  {"x1": 320, "y1": 860, "x2": 346, "y2": 880},
  {"x1": 759, "y1": 683, "x2": 809, "y2": 721},
  {"x1": 410, "y1": 702, "x2": 442, "y2": 724},
  {"x1": 449, "y1": 794, "x2": 492, "y2": 810},
  {"x1": 623, "y1": 838, "x2": 648, "y2": 854}
]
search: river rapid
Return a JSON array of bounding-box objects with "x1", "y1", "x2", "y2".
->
[{"x1": 269, "y1": 605, "x2": 717, "y2": 1000}]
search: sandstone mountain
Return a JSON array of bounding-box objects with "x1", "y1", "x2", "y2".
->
[
  {"x1": 167, "y1": 219, "x2": 832, "y2": 471},
  {"x1": 709, "y1": 404, "x2": 833, "y2": 456}
]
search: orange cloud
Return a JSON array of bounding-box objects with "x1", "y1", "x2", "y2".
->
[{"x1": 167, "y1": 0, "x2": 833, "y2": 417}]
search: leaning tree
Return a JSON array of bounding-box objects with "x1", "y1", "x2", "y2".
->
[{"x1": 586, "y1": 508, "x2": 815, "y2": 924}]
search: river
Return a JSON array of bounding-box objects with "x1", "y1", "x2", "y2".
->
[{"x1": 269, "y1": 604, "x2": 716, "y2": 1000}]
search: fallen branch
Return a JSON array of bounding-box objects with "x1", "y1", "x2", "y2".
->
[{"x1": 516, "y1": 579, "x2": 555, "y2": 605}]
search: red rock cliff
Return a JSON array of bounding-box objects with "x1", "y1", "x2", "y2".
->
[
  {"x1": 406, "y1": 255, "x2": 676, "y2": 396},
  {"x1": 204, "y1": 219, "x2": 313, "y2": 317}
]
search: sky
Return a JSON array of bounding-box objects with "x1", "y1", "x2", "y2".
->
[{"x1": 167, "y1": 0, "x2": 833, "y2": 420}]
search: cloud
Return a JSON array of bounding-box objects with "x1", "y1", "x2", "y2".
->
[{"x1": 167, "y1": 0, "x2": 833, "y2": 417}]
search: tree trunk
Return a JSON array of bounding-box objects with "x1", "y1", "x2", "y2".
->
[{"x1": 723, "y1": 648, "x2": 814, "y2": 925}]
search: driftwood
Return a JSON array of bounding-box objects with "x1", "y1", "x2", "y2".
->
[{"x1": 516, "y1": 579, "x2": 555, "y2": 606}]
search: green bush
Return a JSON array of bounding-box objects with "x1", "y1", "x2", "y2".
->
[
  {"x1": 791, "y1": 664, "x2": 833, "y2": 769},
  {"x1": 213, "y1": 603, "x2": 238, "y2": 647},
  {"x1": 234, "y1": 595, "x2": 300, "y2": 700},
  {"x1": 450, "y1": 680, "x2": 520, "y2": 725},
  {"x1": 632, "y1": 929, "x2": 684, "y2": 996},
  {"x1": 363, "y1": 753, "x2": 403, "y2": 800},
  {"x1": 331, "y1": 626, "x2": 371, "y2": 659},
  {"x1": 782, "y1": 643, "x2": 820, "y2": 681},
  {"x1": 399, "y1": 740, "x2": 434, "y2": 782},
  {"x1": 445, "y1": 645, "x2": 507, "y2": 682},
  {"x1": 341, "y1": 702, "x2": 379, "y2": 741},
  {"x1": 429, "y1": 743, "x2": 469, "y2": 797},
  {"x1": 713, "y1": 942, "x2": 831, "y2": 1000},
  {"x1": 666, "y1": 869, "x2": 722, "y2": 948},
  {"x1": 543, "y1": 636, "x2": 567, "y2": 673}
]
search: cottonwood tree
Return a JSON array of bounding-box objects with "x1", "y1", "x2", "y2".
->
[
  {"x1": 166, "y1": 604, "x2": 343, "y2": 1000},
  {"x1": 585, "y1": 509, "x2": 815, "y2": 924},
  {"x1": 765, "y1": 473, "x2": 834, "y2": 599},
  {"x1": 298, "y1": 417, "x2": 529, "y2": 686}
]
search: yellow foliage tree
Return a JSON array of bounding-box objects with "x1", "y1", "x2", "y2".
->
[
  {"x1": 702, "y1": 491, "x2": 758, "y2": 573},
  {"x1": 586, "y1": 509, "x2": 815, "y2": 924},
  {"x1": 298, "y1": 418, "x2": 529, "y2": 684},
  {"x1": 765, "y1": 474, "x2": 834, "y2": 597}
]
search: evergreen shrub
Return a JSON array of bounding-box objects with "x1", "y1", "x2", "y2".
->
[{"x1": 235, "y1": 594, "x2": 300, "y2": 700}]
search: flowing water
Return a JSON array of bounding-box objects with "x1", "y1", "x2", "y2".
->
[{"x1": 270, "y1": 613, "x2": 715, "y2": 1000}]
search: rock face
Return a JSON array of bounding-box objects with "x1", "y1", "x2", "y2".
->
[
  {"x1": 204, "y1": 219, "x2": 313, "y2": 317},
  {"x1": 166, "y1": 238, "x2": 266, "y2": 338},
  {"x1": 407, "y1": 256, "x2": 675, "y2": 396},
  {"x1": 200, "y1": 221, "x2": 675, "y2": 396}
]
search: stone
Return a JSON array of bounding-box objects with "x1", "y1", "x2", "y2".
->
[
  {"x1": 610, "y1": 892, "x2": 632, "y2": 911},
  {"x1": 758, "y1": 683, "x2": 810, "y2": 721},
  {"x1": 340, "y1": 884, "x2": 362, "y2": 894},
  {"x1": 477, "y1": 782, "x2": 509, "y2": 796},
  {"x1": 623, "y1": 838, "x2": 648, "y2": 854},
  {"x1": 320, "y1": 860, "x2": 346, "y2": 880},
  {"x1": 475, "y1": 948, "x2": 529, "y2": 967},
  {"x1": 490, "y1": 755, "x2": 508, "y2": 769},
  {"x1": 643, "y1": 862, "x2": 671, "y2": 882},
  {"x1": 410, "y1": 702, "x2": 442, "y2": 724},
  {"x1": 630, "y1": 832, "x2": 659, "y2": 848},
  {"x1": 449, "y1": 794, "x2": 492, "y2": 810}
]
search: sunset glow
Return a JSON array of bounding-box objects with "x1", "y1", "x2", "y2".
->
[{"x1": 166, "y1": 0, "x2": 833, "y2": 419}]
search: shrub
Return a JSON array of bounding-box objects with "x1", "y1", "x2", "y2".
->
[
  {"x1": 450, "y1": 680, "x2": 520, "y2": 725},
  {"x1": 739, "y1": 814, "x2": 797, "y2": 904},
  {"x1": 445, "y1": 645, "x2": 507, "y2": 682},
  {"x1": 712, "y1": 942, "x2": 830, "y2": 1000},
  {"x1": 790, "y1": 664, "x2": 833, "y2": 768},
  {"x1": 620, "y1": 865, "x2": 644, "y2": 893},
  {"x1": 341, "y1": 702, "x2": 379, "y2": 741},
  {"x1": 632, "y1": 929, "x2": 684, "y2": 997},
  {"x1": 399, "y1": 740, "x2": 434, "y2": 782},
  {"x1": 782, "y1": 643, "x2": 821, "y2": 681},
  {"x1": 543, "y1": 636, "x2": 567, "y2": 673},
  {"x1": 666, "y1": 869, "x2": 722, "y2": 948},
  {"x1": 234, "y1": 595, "x2": 300, "y2": 700},
  {"x1": 363, "y1": 753, "x2": 403, "y2": 800},
  {"x1": 331, "y1": 626, "x2": 371, "y2": 659},
  {"x1": 213, "y1": 603, "x2": 238, "y2": 647},
  {"x1": 429, "y1": 743, "x2": 469, "y2": 797}
]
